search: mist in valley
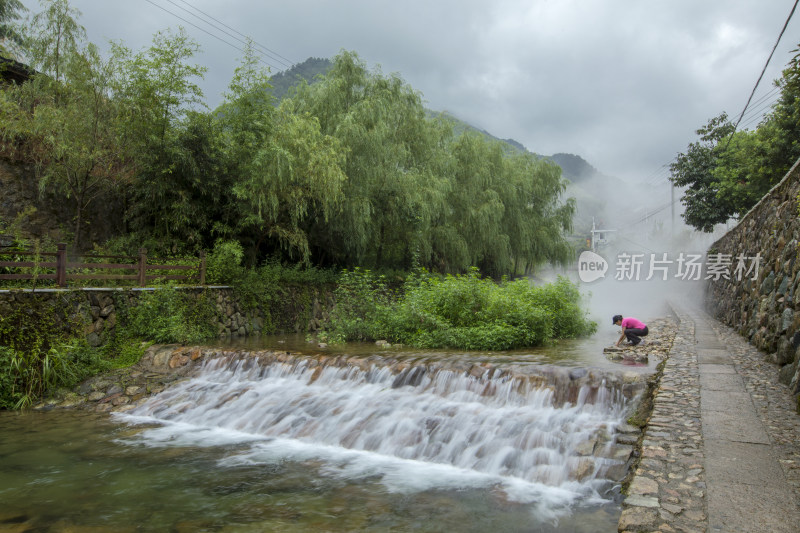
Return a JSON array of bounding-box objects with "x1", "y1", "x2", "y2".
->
[{"x1": 547, "y1": 162, "x2": 737, "y2": 341}]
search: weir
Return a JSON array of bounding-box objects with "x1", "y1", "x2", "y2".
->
[{"x1": 119, "y1": 351, "x2": 644, "y2": 508}]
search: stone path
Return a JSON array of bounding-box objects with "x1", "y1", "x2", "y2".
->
[{"x1": 619, "y1": 303, "x2": 800, "y2": 532}]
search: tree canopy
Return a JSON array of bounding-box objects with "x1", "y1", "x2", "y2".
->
[{"x1": 0, "y1": 1, "x2": 578, "y2": 279}]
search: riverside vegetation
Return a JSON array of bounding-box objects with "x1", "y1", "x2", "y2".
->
[
  {"x1": 0, "y1": 1, "x2": 596, "y2": 409},
  {"x1": 0, "y1": 244, "x2": 597, "y2": 410}
]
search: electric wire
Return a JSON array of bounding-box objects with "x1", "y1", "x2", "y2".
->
[
  {"x1": 723, "y1": 0, "x2": 799, "y2": 149},
  {"x1": 141, "y1": 0, "x2": 288, "y2": 72},
  {"x1": 743, "y1": 84, "x2": 781, "y2": 111},
  {"x1": 739, "y1": 96, "x2": 781, "y2": 130},
  {"x1": 170, "y1": 0, "x2": 295, "y2": 68},
  {"x1": 738, "y1": 87, "x2": 782, "y2": 124},
  {"x1": 614, "y1": 233, "x2": 658, "y2": 254}
]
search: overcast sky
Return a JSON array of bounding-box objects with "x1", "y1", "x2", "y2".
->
[{"x1": 18, "y1": 0, "x2": 800, "y2": 186}]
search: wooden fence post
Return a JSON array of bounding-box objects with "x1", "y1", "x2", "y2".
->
[
  {"x1": 56, "y1": 243, "x2": 67, "y2": 287},
  {"x1": 138, "y1": 248, "x2": 147, "y2": 286},
  {"x1": 199, "y1": 251, "x2": 207, "y2": 285}
]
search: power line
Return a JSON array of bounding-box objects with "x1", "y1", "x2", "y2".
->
[
  {"x1": 743, "y1": 84, "x2": 781, "y2": 111},
  {"x1": 645, "y1": 166, "x2": 671, "y2": 187},
  {"x1": 740, "y1": 94, "x2": 779, "y2": 122},
  {"x1": 738, "y1": 86, "x2": 781, "y2": 121},
  {"x1": 614, "y1": 233, "x2": 658, "y2": 254},
  {"x1": 739, "y1": 95, "x2": 781, "y2": 130},
  {"x1": 726, "y1": 0, "x2": 799, "y2": 143},
  {"x1": 170, "y1": 0, "x2": 295, "y2": 69},
  {"x1": 141, "y1": 0, "x2": 289, "y2": 73},
  {"x1": 643, "y1": 163, "x2": 670, "y2": 186}
]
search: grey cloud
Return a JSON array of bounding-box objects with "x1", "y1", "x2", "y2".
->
[{"x1": 21, "y1": 0, "x2": 800, "y2": 185}]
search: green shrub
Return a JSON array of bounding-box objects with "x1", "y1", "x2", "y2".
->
[
  {"x1": 321, "y1": 268, "x2": 395, "y2": 343},
  {"x1": 321, "y1": 268, "x2": 596, "y2": 350},
  {"x1": 206, "y1": 239, "x2": 245, "y2": 285},
  {"x1": 0, "y1": 338, "x2": 113, "y2": 409}
]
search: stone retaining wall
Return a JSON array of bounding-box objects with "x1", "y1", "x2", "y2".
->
[
  {"x1": 0, "y1": 286, "x2": 334, "y2": 346},
  {"x1": 705, "y1": 158, "x2": 800, "y2": 395}
]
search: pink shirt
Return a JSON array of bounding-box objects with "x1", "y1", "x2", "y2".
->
[{"x1": 621, "y1": 317, "x2": 646, "y2": 330}]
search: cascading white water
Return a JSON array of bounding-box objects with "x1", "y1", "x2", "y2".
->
[{"x1": 118, "y1": 354, "x2": 632, "y2": 511}]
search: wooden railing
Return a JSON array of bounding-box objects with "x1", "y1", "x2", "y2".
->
[{"x1": 0, "y1": 243, "x2": 206, "y2": 287}]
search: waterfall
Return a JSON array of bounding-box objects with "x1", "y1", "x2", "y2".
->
[{"x1": 117, "y1": 352, "x2": 636, "y2": 509}]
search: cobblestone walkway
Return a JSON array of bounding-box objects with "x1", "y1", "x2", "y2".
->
[{"x1": 618, "y1": 303, "x2": 800, "y2": 532}]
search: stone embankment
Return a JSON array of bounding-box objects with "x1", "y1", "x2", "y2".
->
[
  {"x1": 705, "y1": 158, "x2": 800, "y2": 399},
  {"x1": 0, "y1": 286, "x2": 333, "y2": 347}
]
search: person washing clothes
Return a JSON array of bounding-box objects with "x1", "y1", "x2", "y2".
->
[{"x1": 613, "y1": 315, "x2": 648, "y2": 346}]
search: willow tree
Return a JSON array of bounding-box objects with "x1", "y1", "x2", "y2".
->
[
  {"x1": 288, "y1": 51, "x2": 451, "y2": 269},
  {"x1": 441, "y1": 132, "x2": 510, "y2": 275},
  {"x1": 231, "y1": 104, "x2": 347, "y2": 262},
  {"x1": 221, "y1": 45, "x2": 347, "y2": 263},
  {"x1": 422, "y1": 131, "x2": 575, "y2": 277},
  {"x1": 501, "y1": 152, "x2": 576, "y2": 274}
]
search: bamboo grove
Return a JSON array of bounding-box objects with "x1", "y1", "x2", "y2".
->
[{"x1": 0, "y1": 1, "x2": 577, "y2": 278}]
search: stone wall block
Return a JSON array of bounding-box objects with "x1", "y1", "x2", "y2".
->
[
  {"x1": 778, "y1": 274, "x2": 789, "y2": 296},
  {"x1": 787, "y1": 360, "x2": 800, "y2": 392},
  {"x1": 775, "y1": 337, "x2": 793, "y2": 365},
  {"x1": 86, "y1": 332, "x2": 101, "y2": 347},
  {"x1": 761, "y1": 271, "x2": 775, "y2": 295},
  {"x1": 782, "y1": 308, "x2": 794, "y2": 332}
]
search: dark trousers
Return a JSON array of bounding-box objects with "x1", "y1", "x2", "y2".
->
[{"x1": 625, "y1": 326, "x2": 648, "y2": 345}]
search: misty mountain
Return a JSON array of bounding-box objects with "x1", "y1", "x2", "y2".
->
[
  {"x1": 267, "y1": 57, "x2": 333, "y2": 101},
  {"x1": 547, "y1": 153, "x2": 601, "y2": 184},
  {"x1": 424, "y1": 110, "x2": 533, "y2": 156}
]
